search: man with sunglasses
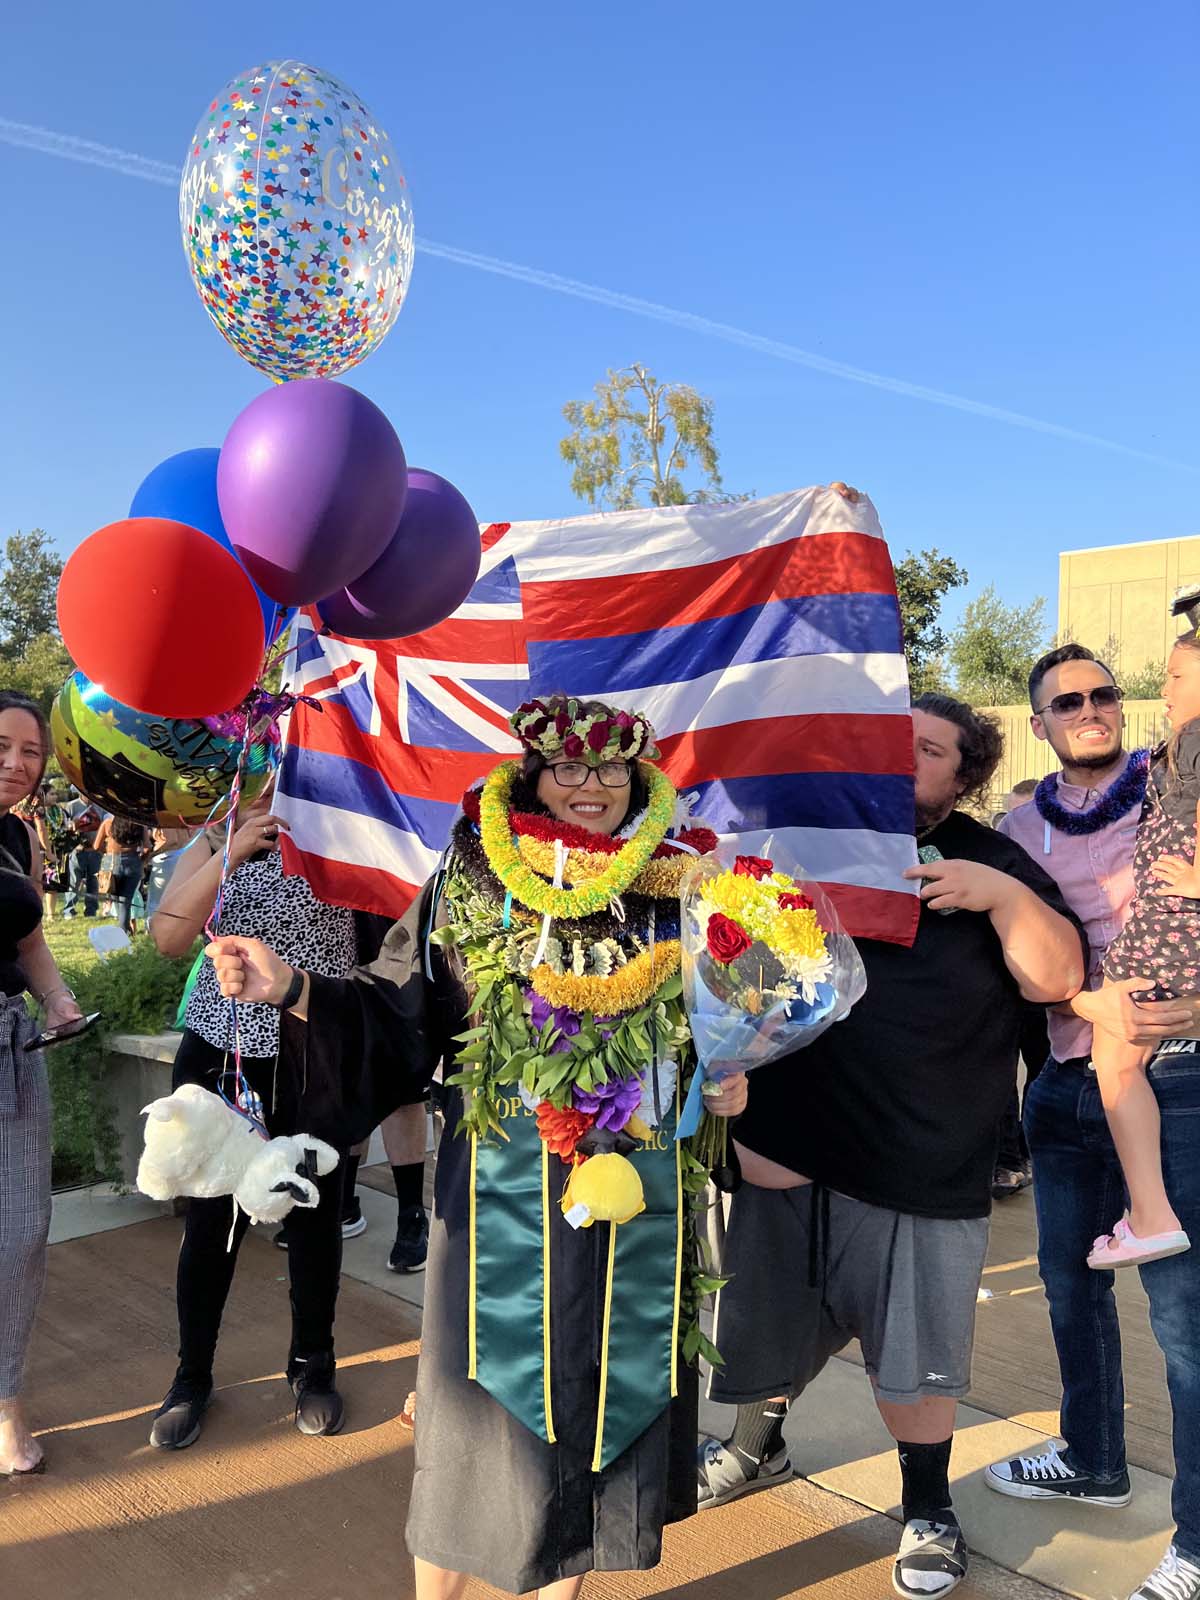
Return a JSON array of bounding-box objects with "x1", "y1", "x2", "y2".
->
[{"x1": 986, "y1": 642, "x2": 1200, "y2": 1600}]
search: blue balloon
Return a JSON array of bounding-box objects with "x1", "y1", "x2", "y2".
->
[{"x1": 130, "y1": 448, "x2": 294, "y2": 642}]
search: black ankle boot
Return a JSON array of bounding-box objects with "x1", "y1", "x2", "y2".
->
[
  {"x1": 150, "y1": 1376, "x2": 212, "y2": 1450},
  {"x1": 289, "y1": 1356, "x2": 344, "y2": 1437}
]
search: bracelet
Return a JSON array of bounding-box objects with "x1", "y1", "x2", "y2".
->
[
  {"x1": 37, "y1": 986, "x2": 76, "y2": 1007},
  {"x1": 275, "y1": 968, "x2": 306, "y2": 1012}
]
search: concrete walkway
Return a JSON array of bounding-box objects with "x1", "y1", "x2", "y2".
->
[{"x1": 5, "y1": 1176, "x2": 1175, "y2": 1600}]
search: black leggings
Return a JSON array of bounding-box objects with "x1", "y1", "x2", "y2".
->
[{"x1": 171, "y1": 1029, "x2": 345, "y2": 1385}]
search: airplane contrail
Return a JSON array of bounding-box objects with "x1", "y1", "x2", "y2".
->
[{"x1": 0, "y1": 114, "x2": 1191, "y2": 472}]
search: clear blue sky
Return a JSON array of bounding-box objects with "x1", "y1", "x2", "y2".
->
[{"x1": 2, "y1": 1, "x2": 1196, "y2": 631}]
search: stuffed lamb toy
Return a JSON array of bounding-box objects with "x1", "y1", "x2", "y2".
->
[{"x1": 138, "y1": 1083, "x2": 340, "y2": 1226}]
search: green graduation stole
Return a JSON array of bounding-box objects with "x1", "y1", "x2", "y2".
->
[{"x1": 467, "y1": 1091, "x2": 684, "y2": 1471}]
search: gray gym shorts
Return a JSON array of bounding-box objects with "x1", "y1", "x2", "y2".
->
[{"x1": 708, "y1": 1182, "x2": 989, "y2": 1407}]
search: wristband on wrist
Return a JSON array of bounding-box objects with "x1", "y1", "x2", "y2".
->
[
  {"x1": 38, "y1": 985, "x2": 76, "y2": 1007},
  {"x1": 275, "y1": 968, "x2": 306, "y2": 1011}
]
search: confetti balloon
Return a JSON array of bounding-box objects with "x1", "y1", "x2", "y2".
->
[
  {"x1": 51, "y1": 673, "x2": 279, "y2": 829},
  {"x1": 180, "y1": 60, "x2": 415, "y2": 382}
]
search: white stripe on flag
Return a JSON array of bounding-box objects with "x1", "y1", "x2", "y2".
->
[
  {"x1": 275, "y1": 793, "x2": 444, "y2": 887},
  {"x1": 728, "y1": 826, "x2": 919, "y2": 895},
  {"x1": 574, "y1": 653, "x2": 910, "y2": 734},
  {"x1": 500, "y1": 488, "x2": 885, "y2": 583}
]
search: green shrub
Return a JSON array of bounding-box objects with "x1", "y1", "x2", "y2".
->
[{"x1": 48, "y1": 939, "x2": 198, "y2": 1188}]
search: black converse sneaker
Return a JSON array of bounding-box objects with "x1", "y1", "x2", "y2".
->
[
  {"x1": 696, "y1": 1434, "x2": 791, "y2": 1509},
  {"x1": 893, "y1": 1515, "x2": 968, "y2": 1597},
  {"x1": 985, "y1": 1442, "x2": 1131, "y2": 1506},
  {"x1": 1129, "y1": 1546, "x2": 1200, "y2": 1600}
]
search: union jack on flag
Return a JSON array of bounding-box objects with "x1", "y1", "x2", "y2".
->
[{"x1": 277, "y1": 487, "x2": 919, "y2": 945}]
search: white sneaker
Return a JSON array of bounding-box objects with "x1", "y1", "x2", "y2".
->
[{"x1": 1129, "y1": 1546, "x2": 1200, "y2": 1600}]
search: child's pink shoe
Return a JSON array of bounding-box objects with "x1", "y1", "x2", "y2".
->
[{"x1": 1086, "y1": 1215, "x2": 1191, "y2": 1270}]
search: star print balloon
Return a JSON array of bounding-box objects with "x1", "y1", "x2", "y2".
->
[{"x1": 180, "y1": 60, "x2": 415, "y2": 381}]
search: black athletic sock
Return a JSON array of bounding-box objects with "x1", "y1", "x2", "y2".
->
[
  {"x1": 392, "y1": 1161, "x2": 424, "y2": 1214},
  {"x1": 729, "y1": 1399, "x2": 788, "y2": 1469},
  {"x1": 897, "y1": 1438, "x2": 954, "y2": 1522},
  {"x1": 341, "y1": 1154, "x2": 361, "y2": 1215}
]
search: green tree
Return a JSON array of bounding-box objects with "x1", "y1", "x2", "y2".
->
[
  {"x1": 560, "y1": 363, "x2": 732, "y2": 509},
  {"x1": 893, "y1": 549, "x2": 969, "y2": 697},
  {"x1": 0, "y1": 530, "x2": 63, "y2": 656},
  {"x1": 1120, "y1": 658, "x2": 1166, "y2": 701},
  {"x1": 949, "y1": 585, "x2": 1048, "y2": 705},
  {"x1": 2, "y1": 631, "x2": 73, "y2": 715}
]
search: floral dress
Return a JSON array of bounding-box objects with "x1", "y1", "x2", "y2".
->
[{"x1": 1104, "y1": 723, "x2": 1200, "y2": 1000}]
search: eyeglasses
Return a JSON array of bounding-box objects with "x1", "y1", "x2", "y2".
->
[
  {"x1": 546, "y1": 761, "x2": 631, "y2": 789},
  {"x1": 1035, "y1": 685, "x2": 1124, "y2": 720}
]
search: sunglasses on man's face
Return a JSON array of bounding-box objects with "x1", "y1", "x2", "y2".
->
[{"x1": 1035, "y1": 685, "x2": 1124, "y2": 720}]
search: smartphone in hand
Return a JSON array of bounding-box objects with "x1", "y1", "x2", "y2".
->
[{"x1": 26, "y1": 1013, "x2": 102, "y2": 1051}]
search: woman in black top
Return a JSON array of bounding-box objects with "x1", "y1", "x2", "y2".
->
[{"x1": 0, "y1": 692, "x2": 83, "y2": 1475}]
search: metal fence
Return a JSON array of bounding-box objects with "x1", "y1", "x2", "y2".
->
[{"x1": 976, "y1": 700, "x2": 1164, "y2": 819}]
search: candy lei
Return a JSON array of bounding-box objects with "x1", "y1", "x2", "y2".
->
[{"x1": 478, "y1": 760, "x2": 677, "y2": 917}]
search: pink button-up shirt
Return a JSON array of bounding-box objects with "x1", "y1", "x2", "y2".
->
[{"x1": 999, "y1": 763, "x2": 1139, "y2": 1062}]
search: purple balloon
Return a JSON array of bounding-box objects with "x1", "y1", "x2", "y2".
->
[
  {"x1": 315, "y1": 469, "x2": 482, "y2": 640},
  {"x1": 217, "y1": 379, "x2": 407, "y2": 606}
]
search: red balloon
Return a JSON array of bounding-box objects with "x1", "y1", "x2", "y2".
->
[{"x1": 57, "y1": 518, "x2": 266, "y2": 717}]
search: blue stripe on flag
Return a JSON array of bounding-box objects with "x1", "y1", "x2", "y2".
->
[
  {"x1": 687, "y1": 771, "x2": 914, "y2": 835},
  {"x1": 283, "y1": 744, "x2": 458, "y2": 849},
  {"x1": 527, "y1": 592, "x2": 901, "y2": 693}
]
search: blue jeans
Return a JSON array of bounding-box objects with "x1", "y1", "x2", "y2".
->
[
  {"x1": 1025, "y1": 1052, "x2": 1200, "y2": 1562},
  {"x1": 63, "y1": 848, "x2": 99, "y2": 917}
]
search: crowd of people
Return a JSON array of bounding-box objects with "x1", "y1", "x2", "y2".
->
[{"x1": 1, "y1": 619, "x2": 1199, "y2": 1600}]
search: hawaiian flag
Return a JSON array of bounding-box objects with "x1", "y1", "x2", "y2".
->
[{"x1": 277, "y1": 487, "x2": 919, "y2": 945}]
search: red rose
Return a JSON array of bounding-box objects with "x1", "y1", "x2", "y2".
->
[
  {"x1": 734, "y1": 855, "x2": 774, "y2": 880},
  {"x1": 706, "y1": 912, "x2": 752, "y2": 964},
  {"x1": 563, "y1": 733, "x2": 584, "y2": 758},
  {"x1": 554, "y1": 712, "x2": 571, "y2": 735},
  {"x1": 778, "y1": 892, "x2": 814, "y2": 911},
  {"x1": 587, "y1": 721, "x2": 610, "y2": 752}
]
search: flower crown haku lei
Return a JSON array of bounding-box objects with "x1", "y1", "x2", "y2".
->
[{"x1": 509, "y1": 696, "x2": 661, "y2": 763}]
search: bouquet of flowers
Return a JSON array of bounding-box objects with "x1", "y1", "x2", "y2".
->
[{"x1": 678, "y1": 848, "x2": 867, "y2": 1166}]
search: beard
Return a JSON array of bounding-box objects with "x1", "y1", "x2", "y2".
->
[{"x1": 915, "y1": 797, "x2": 955, "y2": 833}]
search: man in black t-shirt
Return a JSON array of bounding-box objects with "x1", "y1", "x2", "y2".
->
[{"x1": 698, "y1": 693, "x2": 1086, "y2": 1599}]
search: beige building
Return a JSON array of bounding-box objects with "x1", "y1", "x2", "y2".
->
[{"x1": 1058, "y1": 534, "x2": 1200, "y2": 675}]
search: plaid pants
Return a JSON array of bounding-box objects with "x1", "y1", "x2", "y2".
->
[{"x1": 0, "y1": 998, "x2": 50, "y2": 1398}]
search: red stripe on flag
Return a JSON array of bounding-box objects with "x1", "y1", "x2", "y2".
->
[
  {"x1": 431, "y1": 674, "x2": 516, "y2": 736},
  {"x1": 657, "y1": 713, "x2": 913, "y2": 784},
  {"x1": 480, "y1": 522, "x2": 511, "y2": 552},
  {"x1": 281, "y1": 837, "x2": 421, "y2": 920},
  {"x1": 521, "y1": 531, "x2": 897, "y2": 642},
  {"x1": 820, "y1": 881, "x2": 919, "y2": 946},
  {"x1": 288, "y1": 704, "x2": 504, "y2": 802}
]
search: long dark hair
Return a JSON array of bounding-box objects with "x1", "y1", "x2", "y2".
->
[{"x1": 0, "y1": 692, "x2": 50, "y2": 804}]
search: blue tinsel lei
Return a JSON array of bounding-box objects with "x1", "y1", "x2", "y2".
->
[{"x1": 1034, "y1": 749, "x2": 1150, "y2": 836}]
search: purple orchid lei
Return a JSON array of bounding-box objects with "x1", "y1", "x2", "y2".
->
[
  {"x1": 526, "y1": 990, "x2": 643, "y2": 1129},
  {"x1": 572, "y1": 1075, "x2": 644, "y2": 1131}
]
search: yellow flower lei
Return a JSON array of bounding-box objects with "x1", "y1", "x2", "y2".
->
[
  {"x1": 478, "y1": 760, "x2": 677, "y2": 918},
  {"x1": 531, "y1": 940, "x2": 682, "y2": 1014},
  {"x1": 515, "y1": 835, "x2": 694, "y2": 900}
]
